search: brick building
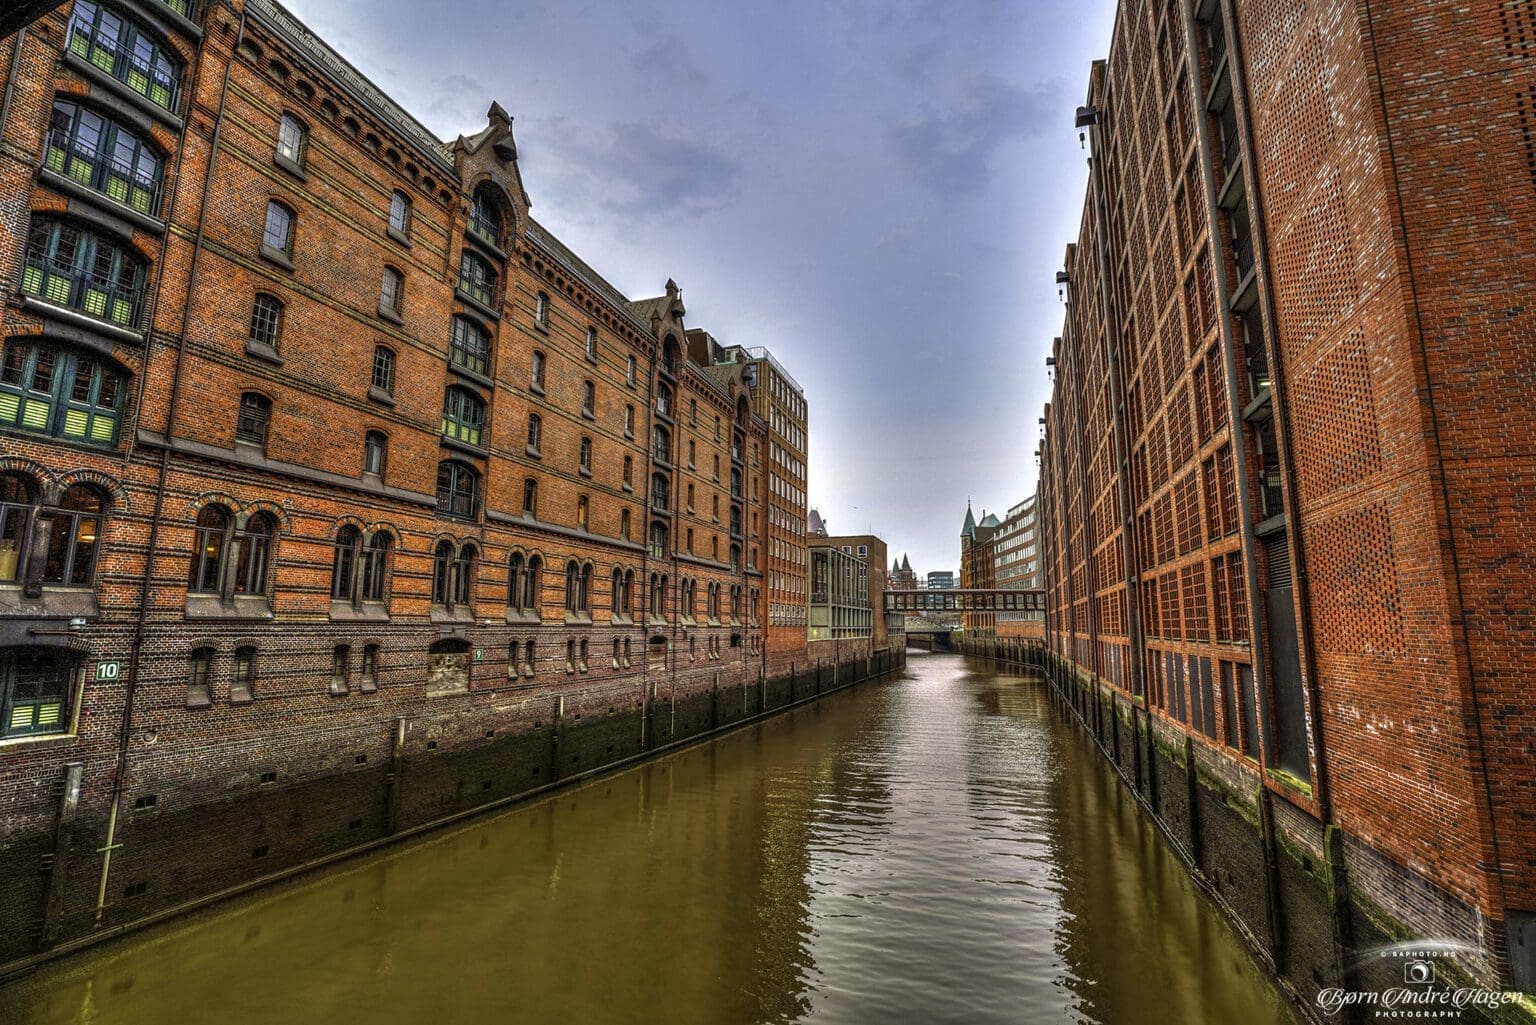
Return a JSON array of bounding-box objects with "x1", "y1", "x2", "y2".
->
[
  {"x1": 0, "y1": 0, "x2": 867, "y2": 969},
  {"x1": 1037, "y1": 0, "x2": 1536, "y2": 999},
  {"x1": 958, "y1": 501, "x2": 1000, "y2": 635}
]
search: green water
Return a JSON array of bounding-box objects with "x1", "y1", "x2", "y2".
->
[{"x1": 0, "y1": 654, "x2": 1301, "y2": 1025}]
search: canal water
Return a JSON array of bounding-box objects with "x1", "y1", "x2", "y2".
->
[{"x1": 0, "y1": 653, "x2": 1301, "y2": 1025}]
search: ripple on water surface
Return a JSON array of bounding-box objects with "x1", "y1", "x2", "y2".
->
[{"x1": 0, "y1": 653, "x2": 1300, "y2": 1025}]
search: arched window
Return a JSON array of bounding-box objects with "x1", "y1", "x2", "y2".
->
[
  {"x1": 276, "y1": 113, "x2": 306, "y2": 168},
  {"x1": 651, "y1": 424, "x2": 670, "y2": 463},
  {"x1": 648, "y1": 572, "x2": 666, "y2": 619},
  {"x1": 650, "y1": 472, "x2": 670, "y2": 512},
  {"x1": 626, "y1": 356, "x2": 637, "y2": 386},
  {"x1": 248, "y1": 293, "x2": 283, "y2": 351},
  {"x1": 621, "y1": 508, "x2": 631, "y2": 539},
  {"x1": 379, "y1": 266, "x2": 403, "y2": 315},
  {"x1": 232, "y1": 646, "x2": 256, "y2": 703},
  {"x1": 363, "y1": 431, "x2": 387, "y2": 476},
  {"x1": 23, "y1": 219, "x2": 145, "y2": 328},
  {"x1": 46, "y1": 101, "x2": 163, "y2": 215},
  {"x1": 623, "y1": 455, "x2": 633, "y2": 487},
  {"x1": 187, "y1": 646, "x2": 214, "y2": 708},
  {"x1": 731, "y1": 466, "x2": 742, "y2": 498},
  {"x1": 235, "y1": 392, "x2": 271, "y2": 447},
  {"x1": 458, "y1": 251, "x2": 495, "y2": 306},
  {"x1": 188, "y1": 505, "x2": 230, "y2": 593},
  {"x1": 576, "y1": 495, "x2": 589, "y2": 530},
  {"x1": 655, "y1": 381, "x2": 673, "y2": 418},
  {"x1": 469, "y1": 187, "x2": 502, "y2": 247},
  {"x1": 649, "y1": 521, "x2": 667, "y2": 559},
  {"x1": 611, "y1": 567, "x2": 625, "y2": 616},
  {"x1": 509, "y1": 552, "x2": 526, "y2": 609},
  {"x1": 535, "y1": 291, "x2": 549, "y2": 327},
  {"x1": 361, "y1": 533, "x2": 389, "y2": 602},
  {"x1": 431, "y1": 540, "x2": 453, "y2": 605},
  {"x1": 729, "y1": 544, "x2": 741, "y2": 572},
  {"x1": 0, "y1": 474, "x2": 37, "y2": 583},
  {"x1": 452, "y1": 544, "x2": 476, "y2": 606},
  {"x1": 233, "y1": 513, "x2": 274, "y2": 595},
  {"x1": 661, "y1": 338, "x2": 679, "y2": 376},
  {"x1": 450, "y1": 315, "x2": 489, "y2": 375},
  {"x1": 524, "y1": 638, "x2": 536, "y2": 676},
  {"x1": 0, "y1": 339, "x2": 125, "y2": 445},
  {"x1": 262, "y1": 201, "x2": 294, "y2": 256},
  {"x1": 66, "y1": 2, "x2": 181, "y2": 111},
  {"x1": 32, "y1": 484, "x2": 104, "y2": 586},
  {"x1": 440, "y1": 386, "x2": 484, "y2": 446},
  {"x1": 526, "y1": 412, "x2": 542, "y2": 452},
  {"x1": 436, "y1": 461, "x2": 479, "y2": 519},
  {"x1": 564, "y1": 560, "x2": 590, "y2": 613},
  {"x1": 331, "y1": 525, "x2": 361, "y2": 600},
  {"x1": 522, "y1": 477, "x2": 538, "y2": 516},
  {"x1": 388, "y1": 190, "x2": 412, "y2": 236},
  {"x1": 372, "y1": 345, "x2": 395, "y2": 396},
  {"x1": 579, "y1": 436, "x2": 592, "y2": 473},
  {"x1": 523, "y1": 554, "x2": 542, "y2": 614},
  {"x1": 530, "y1": 350, "x2": 546, "y2": 391},
  {"x1": 584, "y1": 327, "x2": 597, "y2": 361},
  {"x1": 582, "y1": 380, "x2": 595, "y2": 415}
]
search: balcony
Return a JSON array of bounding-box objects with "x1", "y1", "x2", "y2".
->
[
  {"x1": 66, "y1": 25, "x2": 178, "y2": 113},
  {"x1": 44, "y1": 134, "x2": 160, "y2": 219},
  {"x1": 22, "y1": 256, "x2": 141, "y2": 330}
]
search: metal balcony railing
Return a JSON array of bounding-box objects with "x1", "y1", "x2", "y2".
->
[{"x1": 22, "y1": 256, "x2": 141, "y2": 329}]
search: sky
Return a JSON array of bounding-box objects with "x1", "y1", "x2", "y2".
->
[{"x1": 282, "y1": 0, "x2": 1118, "y2": 578}]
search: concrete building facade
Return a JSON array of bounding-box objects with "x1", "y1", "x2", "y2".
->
[
  {"x1": 1035, "y1": 0, "x2": 1536, "y2": 1001},
  {"x1": 993, "y1": 495, "x2": 1043, "y2": 639},
  {"x1": 719, "y1": 344, "x2": 807, "y2": 672}
]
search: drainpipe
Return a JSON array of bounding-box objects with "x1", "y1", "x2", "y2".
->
[
  {"x1": 0, "y1": 27, "x2": 26, "y2": 141},
  {"x1": 99, "y1": 5, "x2": 247, "y2": 924}
]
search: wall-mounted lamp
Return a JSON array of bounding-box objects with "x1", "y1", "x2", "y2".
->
[{"x1": 1075, "y1": 105, "x2": 1101, "y2": 149}]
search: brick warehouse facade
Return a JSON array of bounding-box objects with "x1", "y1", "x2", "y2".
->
[
  {"x1": 0, "y1": 0, "x2": 893, "y2": 971},
  {"x1": 1028, "y1": 0, "x2": 1536, "y2": 1005}
]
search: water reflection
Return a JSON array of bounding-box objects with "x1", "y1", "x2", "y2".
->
[{"x1": 0, "y1": 654, "x2": 1298, "y2": 1025}]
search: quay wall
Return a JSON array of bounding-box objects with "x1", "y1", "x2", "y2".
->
[
  {"x1": 0, "y1": 642, "x2": 903, "y2": 978},
  {"x1": 959, "y1": 638, "x2": 1534, "y2": 1025}
]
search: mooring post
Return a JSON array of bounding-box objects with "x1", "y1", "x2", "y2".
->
[
  {"x1": 42, "y1": 761, "x2": 83, "y2": 944},
  {"x1": 551, "y1": 695, "x2": 565, "y2": 782},
  {"x1": 385, "y1": 716, "x2": 406, "y2": 835}
]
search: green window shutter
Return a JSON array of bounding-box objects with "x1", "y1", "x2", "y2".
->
[
  {"x1": 91, "y1": 47, "x2": 114, "y2": 74},
  {"x1": 21, "y1": 399, "x2": 51, "y2": 431},
  {"x1": 44, "y1": 272, "x2": 71, "y2": 305},
  {"x1": 106, "y1": 174, "x2": 129, "y2": 202},
  {"x1": 62, "y1": 408, "x2": 88, "y2": 437},
  {"x1": 440, "y1": 416, "x2": 451, "y2": 437},
  {"x1": 150, "y1": 83, "x2": 170, "y2": 108},
  {"x1": 127, "y1": 68, "x2": 148, "y2": 96},
  {"x1": 21, "y1": 265, "x2": 42, "y2": 296},
  {"x1": 83, "y1": 289, "x2": 107, "y2": 317},
  {"x1": 35, "y1": 702, "x2": 61, "y2": 727},
  {"x1": 110, "y1": 297, "x2": 132, "y2": 325},
  {"x1": 9, "y1": 704, "x2": 35, "y2": 732},
  {"x1": 69, "y1": 157, "x2": 93, "y2": 185},
  {"x1": 69, "y1": 32, "x2": 90, "y2": 58},
  {"x1": 0, "y1": 393, "x2": 19, "y2": 424},
  {"x1": 465, "y1": 426, "x2": 480, "y2": 446},
  {"x1": 44, "y1": 145, "x2": 65, "y2": 172},
  {"x1": 131, "y1": 186, "x2": 151, "y2": 213},
  {"x1": 90, "y1": 413, "x2": 116, "y2": 442}
]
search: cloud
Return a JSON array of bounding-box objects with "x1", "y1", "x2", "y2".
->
[
  {"x1": 885, "y1": 75, "x2": 1062, "y2": 195},
  {"x1": 629, "y1": 34, "x2": 711, "y2": 91},
  {"x1": 533, "y1": 121, "x2": 744, "y2": 221}
]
